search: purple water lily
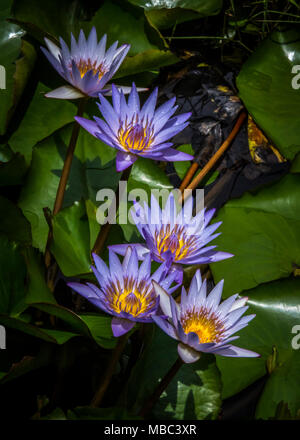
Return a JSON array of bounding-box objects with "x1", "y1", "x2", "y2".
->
[
  {"x1": 75, "y1": 83, "x2": 193, "y2": 171},
  {"x1": 41, "y1": 27, "x2": 130, "y2": 99},
  {"x1": 68, "y1": 247, "x2": 181, "y2": 337},
  {"x1": 110, "y1": 192, "x2": 233, "y2": 271},
  {"x1": 152, "y1": 270, "x2": 259, "y2": 363}
]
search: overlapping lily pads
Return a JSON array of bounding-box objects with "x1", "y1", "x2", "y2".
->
[
  {"x1": 237, "y1": 28, "x2": 300, "y2": 160},
  {"x1": 216, "y1": 278, "x2": 300, "y2": 419},
  {"x1": 0, "y1": 22, "x2": 24, "y2": 135},
  {"x1": 210, "y1": 172, "x2": 300, "y2": 418},
  {"x1": 18, "y1": 120, "x2": 119, "y2": 253},
  {"x1": 126, "y1": 326, "x2": 222, "y2": 419},
  {"x1": 130, "y1": 0, "x2": 223, "y2": 29},
  {"x1": 211, "y1": 174, "x2": 300, "y2": 296}
]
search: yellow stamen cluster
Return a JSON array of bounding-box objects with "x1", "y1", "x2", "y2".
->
[
  {"x1": 104, "y1": 277, "x2": 155, "y2": 317},
  {"x1": 75, "y1": 58, "x2": 106, "y2": 79},
  {"x1": 181, "y1": 306, "x2": 225, "y2": 343},
  {"x1": 118, "y1": 116, "x2": 154, "y2": 153},
  {"x1": 155, "y1": 224, "x2": 197, "y2": 261}
]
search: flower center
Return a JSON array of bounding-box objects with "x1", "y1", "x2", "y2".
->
[
  {"x1": 118, "y1": 117, "x2": 154, "y2": 153},
  {"x1": 181, "y1": 306, "x2": 225, "y2": 343},
  {"x1": 72, "y1": 57, "x2": 106, "y2": 79},
  {"x1": 160, "y1": 233, "x2": 180, "y2": 255},
  {"x1": 155, "y1": 225, "x2": 197, "y2": 262},
  {"x1": 104, "y1": 277, "x2": 157, "y2": 318}
]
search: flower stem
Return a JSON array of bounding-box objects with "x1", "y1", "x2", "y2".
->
[
  {"x1": 179, "y1": 111, "x2": 247, "y2": 196},
  {"x1": 90, "y1": 333, "x2": 128, "y2": 407},
  {"x1": 92, "y1": 165, "x2": 132, "y2": 256},
  {"x1": 53, "y1": 99, "x2": 87, "y2": 215},
  {"x1": 138, "y1": 357, "x2": 184, "y2": 418},
  {"x1": 44, "y1": 98, "x2": 87, "y2": 270}
]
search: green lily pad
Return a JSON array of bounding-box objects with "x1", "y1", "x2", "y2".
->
[
  {"x1": 85, "y1": 1, "x2": 157, "y2": 57},
  {"x1": 31, "y1": 302, "x2": 91, "y2": 338},
  {"x1": 22, "y1": 247, "x2": 56, "y2": 305},
  {"x1": 237, "y1": 28, "x2": 300, "y2": 160},
  {"x1": 132, "y1": 0, "x2": 222, "y2": 30},
  {"x1": 78, "y1": 313, "x2": 116, "y2": 349},
  {"x1": 0, "y1": 0, "x2": 13, "y2": 20},
  {"x1": 128, "y1": 157, "x2": 173, "y2": 194},
  {"x1": 0, "y1": 196, "x2": 31, "y2": 244},
  {"x1": 83, "y1": 1, "x2": 178, "y2": 77},
  {"x1": 0, "y1": 235, "x2": 27, "y2": 316},
  {"x1": 50, "y1": 200, "x2": 92, "y2": 276},
  {"x1": 173, "y1": 144, "x2": 193, "y2": 180},
  {"x1": 0, "y1": 314, "x2": 62, "y2": 343},
  {"x1": 138, "y1": 0, "x2": 223, "y2": 29},
  {"x1": 9, "y1": 83, "x2": 76, "y2": 165},
  {"x1": 18, "y1": 122, "x2": 119, "y2": 253},
  {"x1": 11, "y1": 0, "x2": 82, "y2": 42},
  {"x1": 127, "y1": 325, "x2": 222, "y2": 420},
  {"x1": 128, "y1": 0, "x2": 222, "y2": 14},
  {"x1": 13, "y1": 39, "x2": 37, "y2": 109},
  {"x1": 0, "y1": 21, "x2": 24, "y2": 135},
  {"x1": 32, "y1": 303, "x2": 116, "y2": 349},
  {"x1": 0, "y1": 152, "x2": 27, "y2": 186},
  {"x1": 210, "y1": 174, "x2": 300, "y2": 297},
  {"x1": 115, "y1": 48, "x2": 178, "y2": 79},
  {"x1": 291, "y1": 152, "x2": 300, "y2": 173},
  {"x1": 122, "y1": 157, "x2": 173, "y2": 242},
  {"x1": 216, "y1": 277, "x2": 300, "y2": 419}
]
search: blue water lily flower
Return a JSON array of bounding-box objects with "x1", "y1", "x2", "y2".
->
[
  {"x1": 41, "y1": 27, "x2": 130, "y2": 99},
  {"x1": 75, "y1": 83, "x2": 193, "y2": 171},
  {"x1": 152, "y1": 270, "x2": 259, "y2": 363},
  {"x1": 68, "y1": 247, "x2": 182, "y2": 337},
  {"x1": 110, "y1": 192, "x2": 233, "y2": 271}
]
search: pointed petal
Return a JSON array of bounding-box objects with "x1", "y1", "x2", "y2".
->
[
  {"x1": 229, "y1": 296, "x2": 249, "y2": 312},
  {"x1": 103, "y1": 84, "x2": 148, "y2": 96},
  {"x1": 111, "y1": 317, "x2": 135, "y2": 337},
  {"x1": 207, "y1": 251, "x2": 234, "y2": 262},
  {"x1": 213, "y1": 345, "x2": 260, "y2": 358},
  {"x1": 40, "y1": 47, "x2": 62, "y2": 74},
  {"x1": 108, "y1": 250, "x2": 123, "y2": 276},
  {"x1": 45, "y1": 85, "x2": 85, "y2": 99},
  {"x1": 116, "y1": 150, "x2": 137, "y2": 172},
  {"x1": 152, "y1": 316, "x2": 178, "y2": 340},
  {"x1": 152, "y1": 281, "x2": 172, "y2": 317},
  {"x1": 177, "y1": 343, "x2": 201, "y2": 364},
  {"x1": 127, "y1": 82, "x2": 140, "y2": 116},
  {"x1": 109, "y1": 243, "x2": 149, "y2": 260},
  {"x1": 98, "y1": 94, "x2": 120, "y2": 130},
  {"x1": 75, "y1": 116, "x2": 99, "y2": 137},
  {"x1": 160, "y1": 148, "x2": 194, "y2": 162},
  {"x1": 44, "y1": 38, "x2": 61, "y2": 60},
  {"x1": 141, "y1": 87, "x2": 158, "y2": 120},
  {"x1": 206, "y1": 279, "x2": 224, "y2": 310}
]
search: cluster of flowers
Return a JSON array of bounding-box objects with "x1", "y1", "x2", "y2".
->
[{"x1": 43, "y1": 28, "x2": 259, "y2": 363}]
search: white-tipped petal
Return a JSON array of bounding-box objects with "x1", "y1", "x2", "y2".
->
[
  {"x1": 45, "y1": 85, "x2": 85, "y2": 99},
  {"x1": 178, "y1": 343, "x2": 201, "y2": 364},
  {"x1": 152, "y1": 280, "x2": 173, "y2": 317},
  {"x1": 44, "y1": 37, "x2": 61, "y2": 60}
]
